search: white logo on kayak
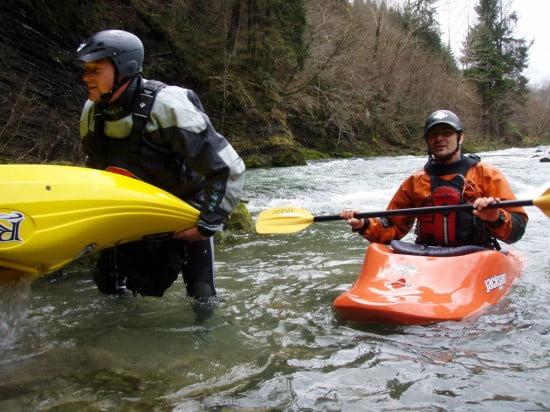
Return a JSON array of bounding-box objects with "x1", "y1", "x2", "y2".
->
[
  {"x1": 484, "y1": 273, "x2": 506, "y2": 293},
  {"x1": 0, "y1": 212, "x2": 24, "y2": 242},
  {"x1": 391, "y1": 264, "x2": 420, "y2": 276}
]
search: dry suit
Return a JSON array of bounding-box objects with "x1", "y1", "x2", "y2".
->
[
  {"x1": 355, "y1": 154, "x2": 528, "y2": 247},
  {"x1": 79, "y1": 76, "x2": 245, "y2": 299}
]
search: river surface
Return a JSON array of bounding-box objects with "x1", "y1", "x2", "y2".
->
[{"x1": 1, "y1": 147, "x2": 549, "y2": 411}]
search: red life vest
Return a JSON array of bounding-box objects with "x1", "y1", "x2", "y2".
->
[{"x1": 416, "y1": 155, "x2": 487, "y2": 246}]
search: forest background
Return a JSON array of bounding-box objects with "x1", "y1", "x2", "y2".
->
[{"x1": 1, "y1": 0, "x2": 549, "y2": 168}]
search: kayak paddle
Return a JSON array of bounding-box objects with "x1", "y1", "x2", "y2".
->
[{"x1": 255, "y1": 188, "x2": 550, "y2": 234}]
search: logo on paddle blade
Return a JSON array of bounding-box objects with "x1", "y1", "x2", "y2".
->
[
  {"x1": 270, "y1": 207, "x2": 305, "y2": 217},
  {"x1": 0, "y1": 211, "x2": 25, "y2": 242}
]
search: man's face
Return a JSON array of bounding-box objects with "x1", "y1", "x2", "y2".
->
[
  {"x1": 425, "y1": 124, "x2": 463, "y2": 162},
  {"x1": 82, "y1": 58, "x2": 116, "y2": 102}
]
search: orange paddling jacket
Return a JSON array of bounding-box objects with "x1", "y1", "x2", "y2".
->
[{"x1": 358, "y1": 155, "x2": 528, "y2": 246}]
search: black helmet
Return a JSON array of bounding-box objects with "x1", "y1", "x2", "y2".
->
[
  {"x1": 424, "y1": 110, "x2": 463, "y2": 137},
  {"x1": 75, "y1": 29, "x2": 143, "y2": 78}
]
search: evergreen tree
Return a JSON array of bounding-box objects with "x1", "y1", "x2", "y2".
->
[
  {"x1": 461, "y1": 0, "x2": 530, "y2": 138},
  {"x1": 402, "y1": 0, "x2": 442, "y2": 52}
]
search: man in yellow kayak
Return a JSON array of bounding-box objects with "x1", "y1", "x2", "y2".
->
[
  {"x1": 340, "y1": 110, "x2": 528, "y2": 248},
  {"x1": 74, "y1": 30, "x2": 245, "y2": 303}
]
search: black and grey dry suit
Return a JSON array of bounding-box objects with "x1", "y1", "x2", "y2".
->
[{"x1": 80, "y1": 76, "x2": 245, "y2": 299}]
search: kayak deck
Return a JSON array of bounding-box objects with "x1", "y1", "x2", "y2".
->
[{"x1": 333, "y1": 242, "x2": 525, "y2": 325}]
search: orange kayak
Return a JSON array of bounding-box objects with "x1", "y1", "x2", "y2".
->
[{"x1": 333, "y1": 241, "x2": 525, "y2": 325}]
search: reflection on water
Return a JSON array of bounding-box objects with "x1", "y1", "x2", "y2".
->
[{"x1": 1, "y1": 147, "x2": 549, "y2": 410}]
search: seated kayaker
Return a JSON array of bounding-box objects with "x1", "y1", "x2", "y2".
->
[{"x1": 340, "y1": 110, "x2": 528, "y2": 248}]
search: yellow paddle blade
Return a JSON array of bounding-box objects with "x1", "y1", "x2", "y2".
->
[
  {"x1": 256, "y1": 207, "x2": 315, "y2": 234},
  {"x1": 533, "y1": 188, "x2": 550, "y2": 217}
]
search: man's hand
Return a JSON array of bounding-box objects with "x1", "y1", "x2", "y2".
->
[
  {"x1": 340, "y1": 209, "x2": 365, "y2": 230},
  {"x1": 472, "y1": 197, "x2": 500, "y2": 222},
  {"x1": 173, "y1": 226, "x2": 209, "y2": 242}
]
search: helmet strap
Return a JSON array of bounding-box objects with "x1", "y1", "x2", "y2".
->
[{"x1": 99, "y1": 67, "x2": 132, "y2": 103}]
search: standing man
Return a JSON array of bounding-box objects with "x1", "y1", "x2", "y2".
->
[
  {"x1": 341, "y1": 110, "x2": 527, "y2": 247},
  {"x1": 74, "y1": 29, "x2": 245, "y2": 303}
]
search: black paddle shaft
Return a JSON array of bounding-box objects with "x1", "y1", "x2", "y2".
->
[{"x1": 313, "y1": 199, "x2": 533, "y2": 223}]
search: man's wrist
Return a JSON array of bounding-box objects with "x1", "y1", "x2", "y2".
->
[
  {"x1": 352, "y1": 219, "x2": 370, "y2": 234},
  {"x1": 197, "y1": 225, "x2": 216, "y2": 237},
  {"x1": 487, "y1": 211, "x2": 506, "y2": 228}
]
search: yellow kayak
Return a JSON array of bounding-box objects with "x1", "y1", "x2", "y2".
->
[{"x1": 0, "y1": 165, "x2": 199, "y2": 282}]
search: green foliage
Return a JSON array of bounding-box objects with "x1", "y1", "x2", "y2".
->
[
  {"x1": 237, "y1": 0, "x2": 308, "y2": 80},
  {"x1": 330, "y1": 151, "x2": 354, "y2": 158},
  {"x1": 244, "y1": 157, "x2": 265, "y2": 168},
  {"x1": 214, "y1": 201, "x2": 253, "y2": 243},
  {"x1": 224, "y1": 202, "x2": 254, "y2": 232},
  {"x1": 301, "y1": 149, "x2": 330, "y2": 160},
  {"x1": 502, "y1": 122, "x2": 523, "y2": 144},
  {"x1": 271, "y1": 149, "x2": 306, "y2": 167}
]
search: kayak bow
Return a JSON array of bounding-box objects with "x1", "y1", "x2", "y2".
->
[{"x1": 0, "y1": 165, "x2": 199, "y2": 282}]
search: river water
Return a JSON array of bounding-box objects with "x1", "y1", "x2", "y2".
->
[{"x1": 1, "y1": 147, "x2": 549, "y2": 411}]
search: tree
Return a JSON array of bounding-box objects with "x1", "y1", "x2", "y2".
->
[
  {"x1": 222, "y1": 0, "x2": 307, "y2": 81},
  {"x1": 461, "y1": 0, "x2": 530, "y2": 138},
  {"x1": 401, "y1": 0, "x2": 442, "y2": 52},
  {"x1": 513, "y1": 83, "x2": 550, "y2": 142}
]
